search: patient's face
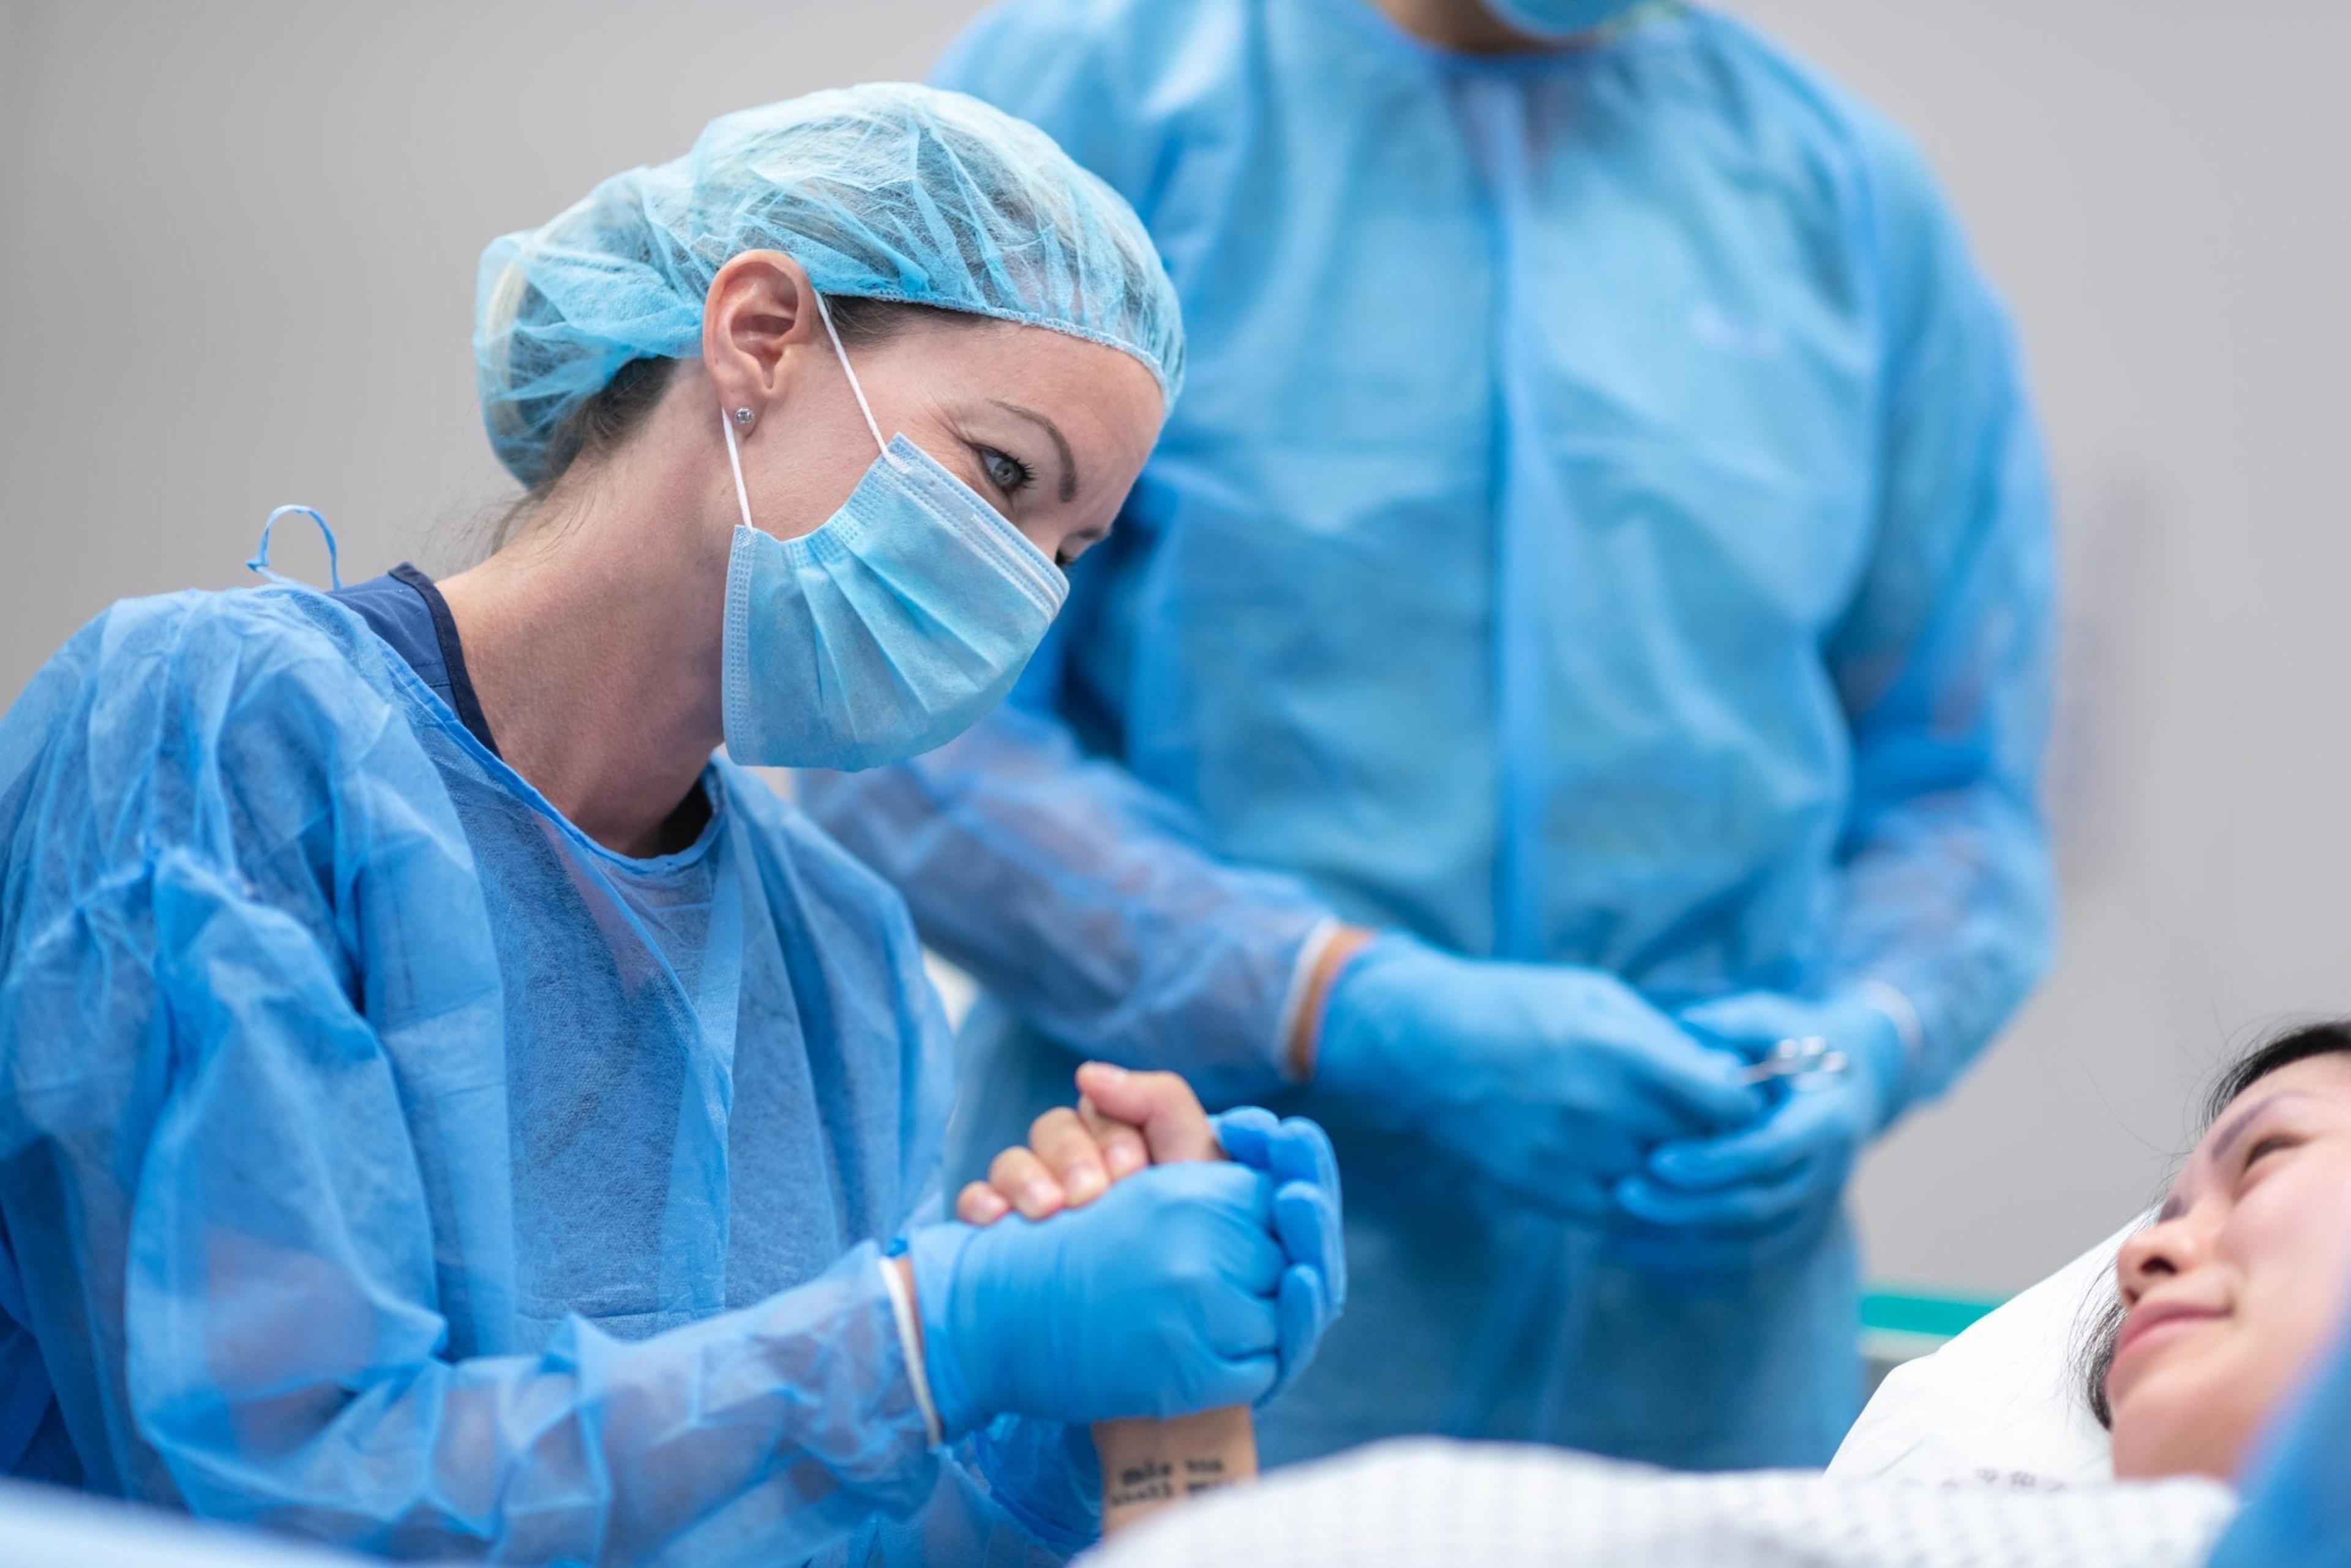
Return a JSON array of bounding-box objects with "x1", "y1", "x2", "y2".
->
[{"x1": 2107, "y1": 1051, "x2": 2351, "y2": 1480}]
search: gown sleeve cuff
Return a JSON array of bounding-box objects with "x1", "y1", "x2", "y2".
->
[
  {"x1": 1853, "y1": 978, "x2": 1925, "y2": 1073},
  {"x1": 877, "y1": 1253, "x2": 944, "y2": 1447},
  {"x1": 1273, "y1": 918, "x2": 1348, "y2": 1084}
]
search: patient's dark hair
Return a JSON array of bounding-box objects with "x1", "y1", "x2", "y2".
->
[{"x1": 2076, "y1": 1018, "x2": 2351, "y2": 1427}]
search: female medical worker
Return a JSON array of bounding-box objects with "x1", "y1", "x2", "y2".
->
[
  {"x1": 0, "y1": 84, "x2": 1340, "y2": 1564},
  {"x1": 803, "y1": 0, "x2": 2056, "y2": 1472}
]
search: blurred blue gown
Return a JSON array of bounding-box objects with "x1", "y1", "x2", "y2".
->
[
  {"x1": 804, "y1": 0, "x2": 2056, "y2": 1469},
  {"x1": 0, "y1": 584, "x2": 1089, "y2": 1564},
  {"x1": 2208, "y1": 1311, "x2": 2351, "y2": 1566}
]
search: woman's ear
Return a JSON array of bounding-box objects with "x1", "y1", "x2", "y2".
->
[{"x1": 702, "y1": 250, "x2": 823, "y2": 429}]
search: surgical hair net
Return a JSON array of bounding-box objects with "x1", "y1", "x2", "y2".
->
[{"x1": 474, "y1": 81, "x2": 1183, "y2": 487}]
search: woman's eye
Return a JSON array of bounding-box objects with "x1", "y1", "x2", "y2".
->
[
  {"x1": 979, "y1": 446, "x2": 1033, "y2": 497},
  {"x1": 2243, "y1": 1133, "x2": 2299, "y2": 1174}
]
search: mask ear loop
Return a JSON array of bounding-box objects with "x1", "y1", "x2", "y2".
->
[
  {"x1": 811, "y1": 290, "x2": 890, "y2": 459},
  {"x1": 721, "y1": 287, "x2": 892, "y2": 531},
  {"x1": 719, "y1": 405, "x2": 757, "y2": 532}
]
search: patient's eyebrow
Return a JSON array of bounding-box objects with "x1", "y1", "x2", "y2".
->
[
  {"x1": 2159, "y1": 1090, "x2": 2317, "y2": 1220},
  {"x1": 2207, "y1": 1090, "x2": 2314, "y2": 1166}
]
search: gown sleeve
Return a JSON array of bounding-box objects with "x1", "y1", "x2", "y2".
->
[
  {"x1": 1819, "y1": 113, "x2": 2060, "y2": 1105},
  {"x1": 0, "y1": 595, "x2": 996, "y2": 1564}
]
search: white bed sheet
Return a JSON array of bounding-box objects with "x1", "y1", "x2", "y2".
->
[
  {"x1": 1084, "y1": 1438, "x2": 2233, "y2": 1568},
  {"x1": 1831, "y1": 1215, "x2": 2149, "y2": 1488}
]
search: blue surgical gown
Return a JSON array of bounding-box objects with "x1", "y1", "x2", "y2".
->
[
  {"x1": 2208, "y1": 1311, "x2": 2351, "y2": 1566},
  {"x1": 0, "y1": 585, "x2": 1087, "y2": 1564},
  {"x1": 804, "y1": 0, "x2": 2056, "y2": 1470}
]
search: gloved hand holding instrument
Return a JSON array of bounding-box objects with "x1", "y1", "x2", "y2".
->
[
  {"x1": 1610, "y1": 988, "x2": 1911, "y2": 1274},
  {"x1": 1307, "y1": 934, "x2": 1765, "y2": 1218}
]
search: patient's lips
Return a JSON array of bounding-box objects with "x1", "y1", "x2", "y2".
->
[{"x1": 2110, "y1": 1292, "x2": 2230, "y2": 1394}]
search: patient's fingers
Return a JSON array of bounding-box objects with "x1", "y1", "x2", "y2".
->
[
  {"x1": 956, "y1": 1180, "x2": 1012, "y2": 1225},
  {"x1": 1074, "y1": 1062, "x2": 1219, "y2": 1163},
  {"x1": 1077, "y1": 1095, "x2": 1150, "y2": 1180},
  {"x1": 1029, "y1": 1106, "x2": 1111, "y2": 1206},
  {"x1": 974, "y1": 1070, "x2": 1206, "y2": 1228},
  {"x1": 988, "y1": 1144, "x2": 1065, "y2": 1220}
]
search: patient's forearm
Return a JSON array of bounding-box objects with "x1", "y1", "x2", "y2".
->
[{"x1": 1095, "y1": 1407, "x2": 1258, "y2": 1533}]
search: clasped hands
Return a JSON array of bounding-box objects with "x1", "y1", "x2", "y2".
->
[
  {"x1": 903, "y1": 1065, "x2": 1343, "y2": 1440},
  {"x1": 1313, "y1": 935, "x2": 1907, "y2": 1272}
]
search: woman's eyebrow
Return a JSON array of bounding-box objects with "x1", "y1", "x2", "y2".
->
[
  {"x1": 990, "y1": 400, "x2": 1078, "y2": 503},
  {"x1": 2207, "y1": 1091, "x2": 2313, "y2": 1164},
  {"x1": 2162, "y1": 1090, "x2": 2315, "y2": 1217}
]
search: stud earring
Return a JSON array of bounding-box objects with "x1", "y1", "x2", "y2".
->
[{"x1": 732, "y1": 407, "x2": 756, "y2": 430}]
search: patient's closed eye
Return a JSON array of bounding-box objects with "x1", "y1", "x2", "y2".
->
[{"x1": 2241, "y1": 1133, "x2": 2298, "y2": 1174}]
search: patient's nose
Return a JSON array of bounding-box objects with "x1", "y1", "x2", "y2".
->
[{"x1": 2117, "y1": 1209, "x2": 2216, "y2": 1304}]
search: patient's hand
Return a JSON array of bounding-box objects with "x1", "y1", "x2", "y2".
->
[
  {"x1": 958, "y1": 1064, "x2": 1219, "y2": 1223},
  {"x1": 964, "y1": 1070, "x2": 1350, "y2": 1534},
  {"x1": 962, "y1": 1068, "x2": 1245, "y2": 1539}
]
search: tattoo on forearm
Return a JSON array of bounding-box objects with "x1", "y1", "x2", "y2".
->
[
  {"x1": 1104, "y1": 1454, "x2": 1236, "y2": 1512},
  {"x1": 1097, "y1": 1408, "x2": 1257, "y2": 1532}
]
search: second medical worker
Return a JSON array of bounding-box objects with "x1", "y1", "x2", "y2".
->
[{"x1": 807, "y1": 0, "x2": 2057, "y2": 1468}]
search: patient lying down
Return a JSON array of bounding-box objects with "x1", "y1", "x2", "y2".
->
[{"x1": 984, "y1": 1025, "x2": 2351, "y2": 1567}]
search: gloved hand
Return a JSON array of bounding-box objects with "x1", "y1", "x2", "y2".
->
[
  {"x1": 1313, "y1": 935, "x2": 1763, "y2": 1219},
  {"x1": 907, "y1": 1160, "x2": 1336, "y2": 1437},
  {"x1": 1611, "y1": 989, "x2": 1908, "y2": 1272},
  {"x1": 1212, "y1": 1105, "x2": 1346, "y2": 1404},
  {"x1": 953, "y1": 1063, "x2": 1346, "y2": 1412}
]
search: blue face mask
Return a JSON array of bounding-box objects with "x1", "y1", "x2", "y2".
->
[
  {"x1": 1481, "y1": 0, "x2": 1651, "y2": 42},
  {"x1": 719, "y1": 296, "x2": 1069, "y2": 770}
]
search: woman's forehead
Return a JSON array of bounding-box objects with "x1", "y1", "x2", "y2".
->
[{"x1": 2174, "y1": 1053, "x2": 2351, "y2": 1199}]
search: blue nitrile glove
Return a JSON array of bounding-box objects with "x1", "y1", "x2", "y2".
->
[
  {"x1": 908, "y1": 1161, "x2": 1316, "y2": 1438},
  {"x1": 1315, "y1": 935, "x2": 1763, "y2": 1220},
  {"x1": 1212, "y1": 1107, "x2": 1346, "y2": 1404},
  {"x1": 1611, "y1": 989, "x2": 1908, "y2": 1272}
]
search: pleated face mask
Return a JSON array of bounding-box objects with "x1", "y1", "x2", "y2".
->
[{"x1": 719, "y1": 294, "x2": 1070, "y2": 770}]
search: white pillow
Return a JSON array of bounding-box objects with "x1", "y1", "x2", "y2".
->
[{"x1": 1829, "y1": 1214, "x2": 2150, "y2": 1488}]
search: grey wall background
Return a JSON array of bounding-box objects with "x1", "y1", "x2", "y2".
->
[{"x1": 3, "y1": 1, "x2": 2347, "y2": 1297}]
